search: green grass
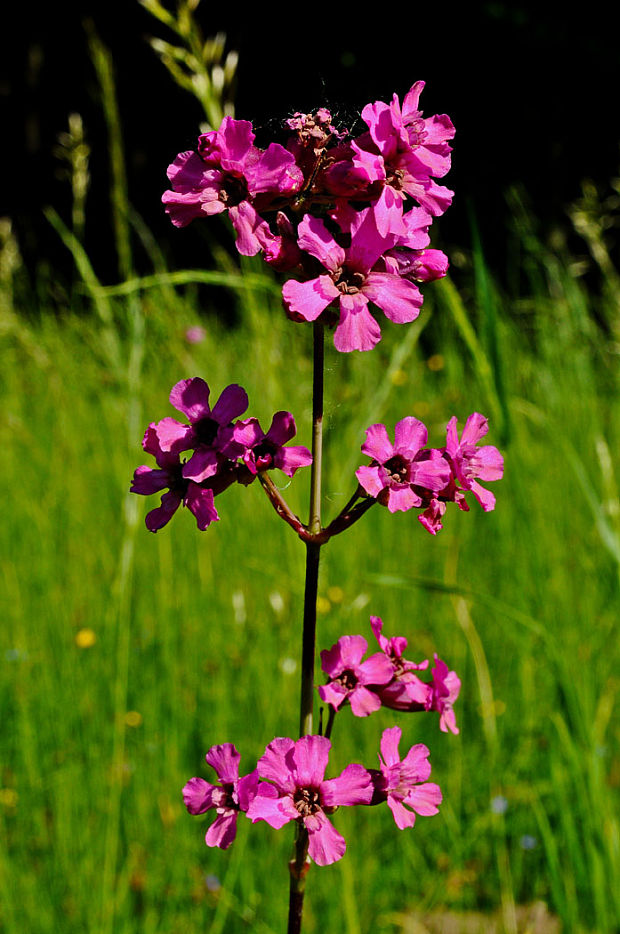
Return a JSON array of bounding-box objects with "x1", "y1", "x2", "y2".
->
[{"x1": 1, "y1": 217, "x2": 619, "y2": 934}]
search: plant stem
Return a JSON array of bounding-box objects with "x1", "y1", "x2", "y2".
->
[
  {"x1": 299, "y1": 541, "x2": 321, "y2": 737},
  {"x1": 308, "y1": 322, "x2": 324, "y2": 537},
  {"x1": 299, "y1": 322, "x2": 325, "y2": 739},
  {"x1": 287, "y1": 322, "x2": 325, "y2": 934}
]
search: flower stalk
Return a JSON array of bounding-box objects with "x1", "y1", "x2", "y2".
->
[{"x1": 288, "y1": 322, "x2": 325, "y2": 933}]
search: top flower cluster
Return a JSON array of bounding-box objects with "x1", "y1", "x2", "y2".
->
[{"x1": 163, "y1": 82, "x2": 454, "y2": 352}]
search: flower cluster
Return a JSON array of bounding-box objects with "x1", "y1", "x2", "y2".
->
[
  {"x1": 131, "y1": 377, "x2": 312, "y2": 531},
  {"x1": 319, "y1": 616, "x2": 461, "y2": 734},
  {"x1": 184, "y1": 730, "x2": 441, "y2": 866},
  {"x1": 162, "y1": 83, "x2": 454, "y2": 352},
  {"x1": 356, "y1": 411, "x2": 504, "y2": 534}
]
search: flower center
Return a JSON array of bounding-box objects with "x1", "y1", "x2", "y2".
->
[
  {"x1": 294, "y1": 786, "x2": 321, "y2": 818},
  {"x1": 333, "y1": 267, "x2": 365, "y2": 295},
  {"x1": 336, "y1": 668, "x2": 358, "y2": 691},
  {"x1": 385, "y1": 167, "x2": 405, "y2": 191},
  {"x1": 384, "y1": 455, "x2": 409, "y2": 484},
  {"x1": 193, "y1": 416, "x2": 220, "y2": 446},
  {"x1": 218, "y1": 175, "x2": 249, "y2": 207},
  {"x1": 252, "y1": 439, "x2": 278, "y2": 469},
  {"x1": 168, "y1": 463, "x2": 190, "y2": 497}
]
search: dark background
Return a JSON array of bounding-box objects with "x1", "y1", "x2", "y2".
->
[{"x1": 4, "y1": 1, "x2": 620, "y2": 290}]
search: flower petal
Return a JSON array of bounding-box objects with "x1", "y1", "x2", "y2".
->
[
  {"x1": 297, "y1": 215, "x2": 344, "y2": 271},
  {"x1": 145, "y1": 490, "x2": 182, "y2": 532},
  {"x1": 257, "y1": 737, "x2": 296, "y2": 792},
  {"x1": 182, "y1": 777, "x2": 217, "y2": 814},
  {"x1": 469, "y1": 479, "x2": 496, "y2": 512},
  {"x1": 318, "y1": 681, "x2": 349, "y2": 710},
  {"x1": 321, "y1": 763, "x2": 373, "y2": 807},
  {"x1": 305, "y1": 810, "x2": 346, "y2": 866},
  {"x1": 274, "y1": 445, "x2": 313, "y2": 477},
  {"x1": 205, "y1": 743, "x2": 240, "y2": 783},
  {"x1": 361, "y1": 423, "x2": 394, "y2": 462},
  {"x1": 182, "y1": 447, "x2": 220, "y2": 483},
  {"x1": 385, "y1": 485, "x2": 421, "y2": 513},
  {"x1": 402, "y1": 782, "x2": 442, "y2": 816},
  {"x1": 185, "y1": 484, "x2": 220, "y2": 531},
  {"x1": 211, "y1": 384, "x2": 249, "y2": 425},
  {"x1": 205, "y1": 810, "x2": 238, "y2": 849},
  {"x1": 282, "y1": 276, "x2": 339, "y2": 322},
  {"x1": 333, "y1": 294, "x2": 381, "y2": 353},
  {"x1": 379, "y1": 726, "x2": 403, "y2": 769},
  {"x1": 131, "y1": 465, "x2": 171, "y2": 496},
  {"x1": 399, "y1": 743, "x2": 432, "y2": 784},
  {"x1": 387, "y1": 795, "x2": 417, "y2": 830},
  {"x1": 355, "y1": 464, "x2": 385, "y2": 498},
  {"x1": 154, "y1": 417, "x2": 195, "y2": 454},
  {"x1": 461, "y1": 412, "x2": 489, "y2": 445},
  {"x1": 393, "y1": 417, "x2": 427, "y2": 456},
  {"x1": 169, "y1": 378, "x2": 211, "y2": 422},
  {"x1": 364, "y1": 272, "x2": 423, "y2": 323},
  {"x1": 291, "y1": 735, "x2": 330, "y2": 788},
  {"x1": 246, "y1": 790, "x2": 296, "y2": 828},
  {"x1": 266, "y1": 410, "x2": 296, "y2": 445},
  {"x1": 320, "y1": 635, "x2": 368, "y2": 676},
  {"x1": 349, "y1": 685, "x2": 383, "y2": 717}
]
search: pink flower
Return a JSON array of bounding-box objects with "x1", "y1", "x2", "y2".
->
[
  {"x1": 153, "y1": 377, "x2": 249, "y2": 482},
  {"x1": 246, "y1": 735, "x2": 373, "y2": 866},
  {"x1": 358, "y1": 82, "x2": 455, "y2": 220},
  {"x1": 130, "y1": 425, "x2": 220, "y2": 532},
  {"x1": 227, "y1": 411, "x2": 312, "y2": 477},
  {"x1": 368, "y1": 619, "x2": 461, "y2": 732},
  {"x1": 356, "y1": 418, "x2": 451, "y2": 512},
  {"x1": 369, "y1": 616, "x2": 431, "y2": 711},
  {"x1": 445, "y1": 413, "x2": 504, "y2": 511},
  {"x1": 370, "y1": 727, "x2": 442, "y2": 829},
  {"x1": 318, "y1": 634, "x2": 394, "y2": 716},
  {"x1": 429, "y1": 655, "x2": 461, "y2": 734},
  {"x1": 282, "y1": 209, "x2": 425, "y2": 353},
  {"x1": 185, "y1": 326, "x2": 206, "y2": 344},
  {"x1": 182, "y1": 743, "x2": 259, "y2": 849},
  {"x1": 162, "y1": 117, "x2": 303, "y2": 255}
]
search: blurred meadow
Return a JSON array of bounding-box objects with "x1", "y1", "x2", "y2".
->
[{"x1": 2, "y1": 7, "x2": 620, "y2": 933}]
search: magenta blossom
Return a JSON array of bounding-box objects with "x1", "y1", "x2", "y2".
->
[
  {"x1": 429, "y1": 655, "x2": 461, "y2": 734},
  {"x1": 246, "y1": 735, "x2": 373, "y2": 866},
  {"x1": 369, "y1": 616, "x2": 431, "y2": 710},
  {"x1": 227, "y1": 411, "x2": 312, "y2": 477},
  {"x1": 445, "y1": 413, "x2": 504, "y2": 511},
  {"x1": 319, "y1": 634, "x2": 394, "y2": 716},
  {"x1": 130, "y1": 425, "x2": 219, "y2": 532},
  {"x1": 162, "y1": 117, "x2": 303, "y2": 255},
  {"x1": 369, "y1": 727, "x2": 442, "y2": 829},
  {"x1": 182, "y1": 743, "x2": 260, "y2": 850},
  {"x1": 282, "y1": 208, "x2": 426, "y2": 352},
  {"x1": 379, "y1": 651, "x2": 460, "y2": 733},
  {"x1": 152, "y1": 377, "x2": 248, "y2": 483},
  {"x1": 367, "y1": 619, "x2": 461, "y2": 732},
  {"x1": 358, "y1": 82, "x2": 455, "y2": 220},
  {"x1": 356, "y1": 418, "x2": 451, "y2": 512}
]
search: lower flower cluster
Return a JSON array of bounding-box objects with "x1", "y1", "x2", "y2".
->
[
  {"x1": 183, "y1": 616, "x2": 456, "y2": 866},
  {"x1": 184, "y1": 730, "x2": 441, "y2": 867}
]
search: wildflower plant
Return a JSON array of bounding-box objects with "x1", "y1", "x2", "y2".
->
[{"x1": 131, "y1": 81, "x2": 504, "y2": 933}]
